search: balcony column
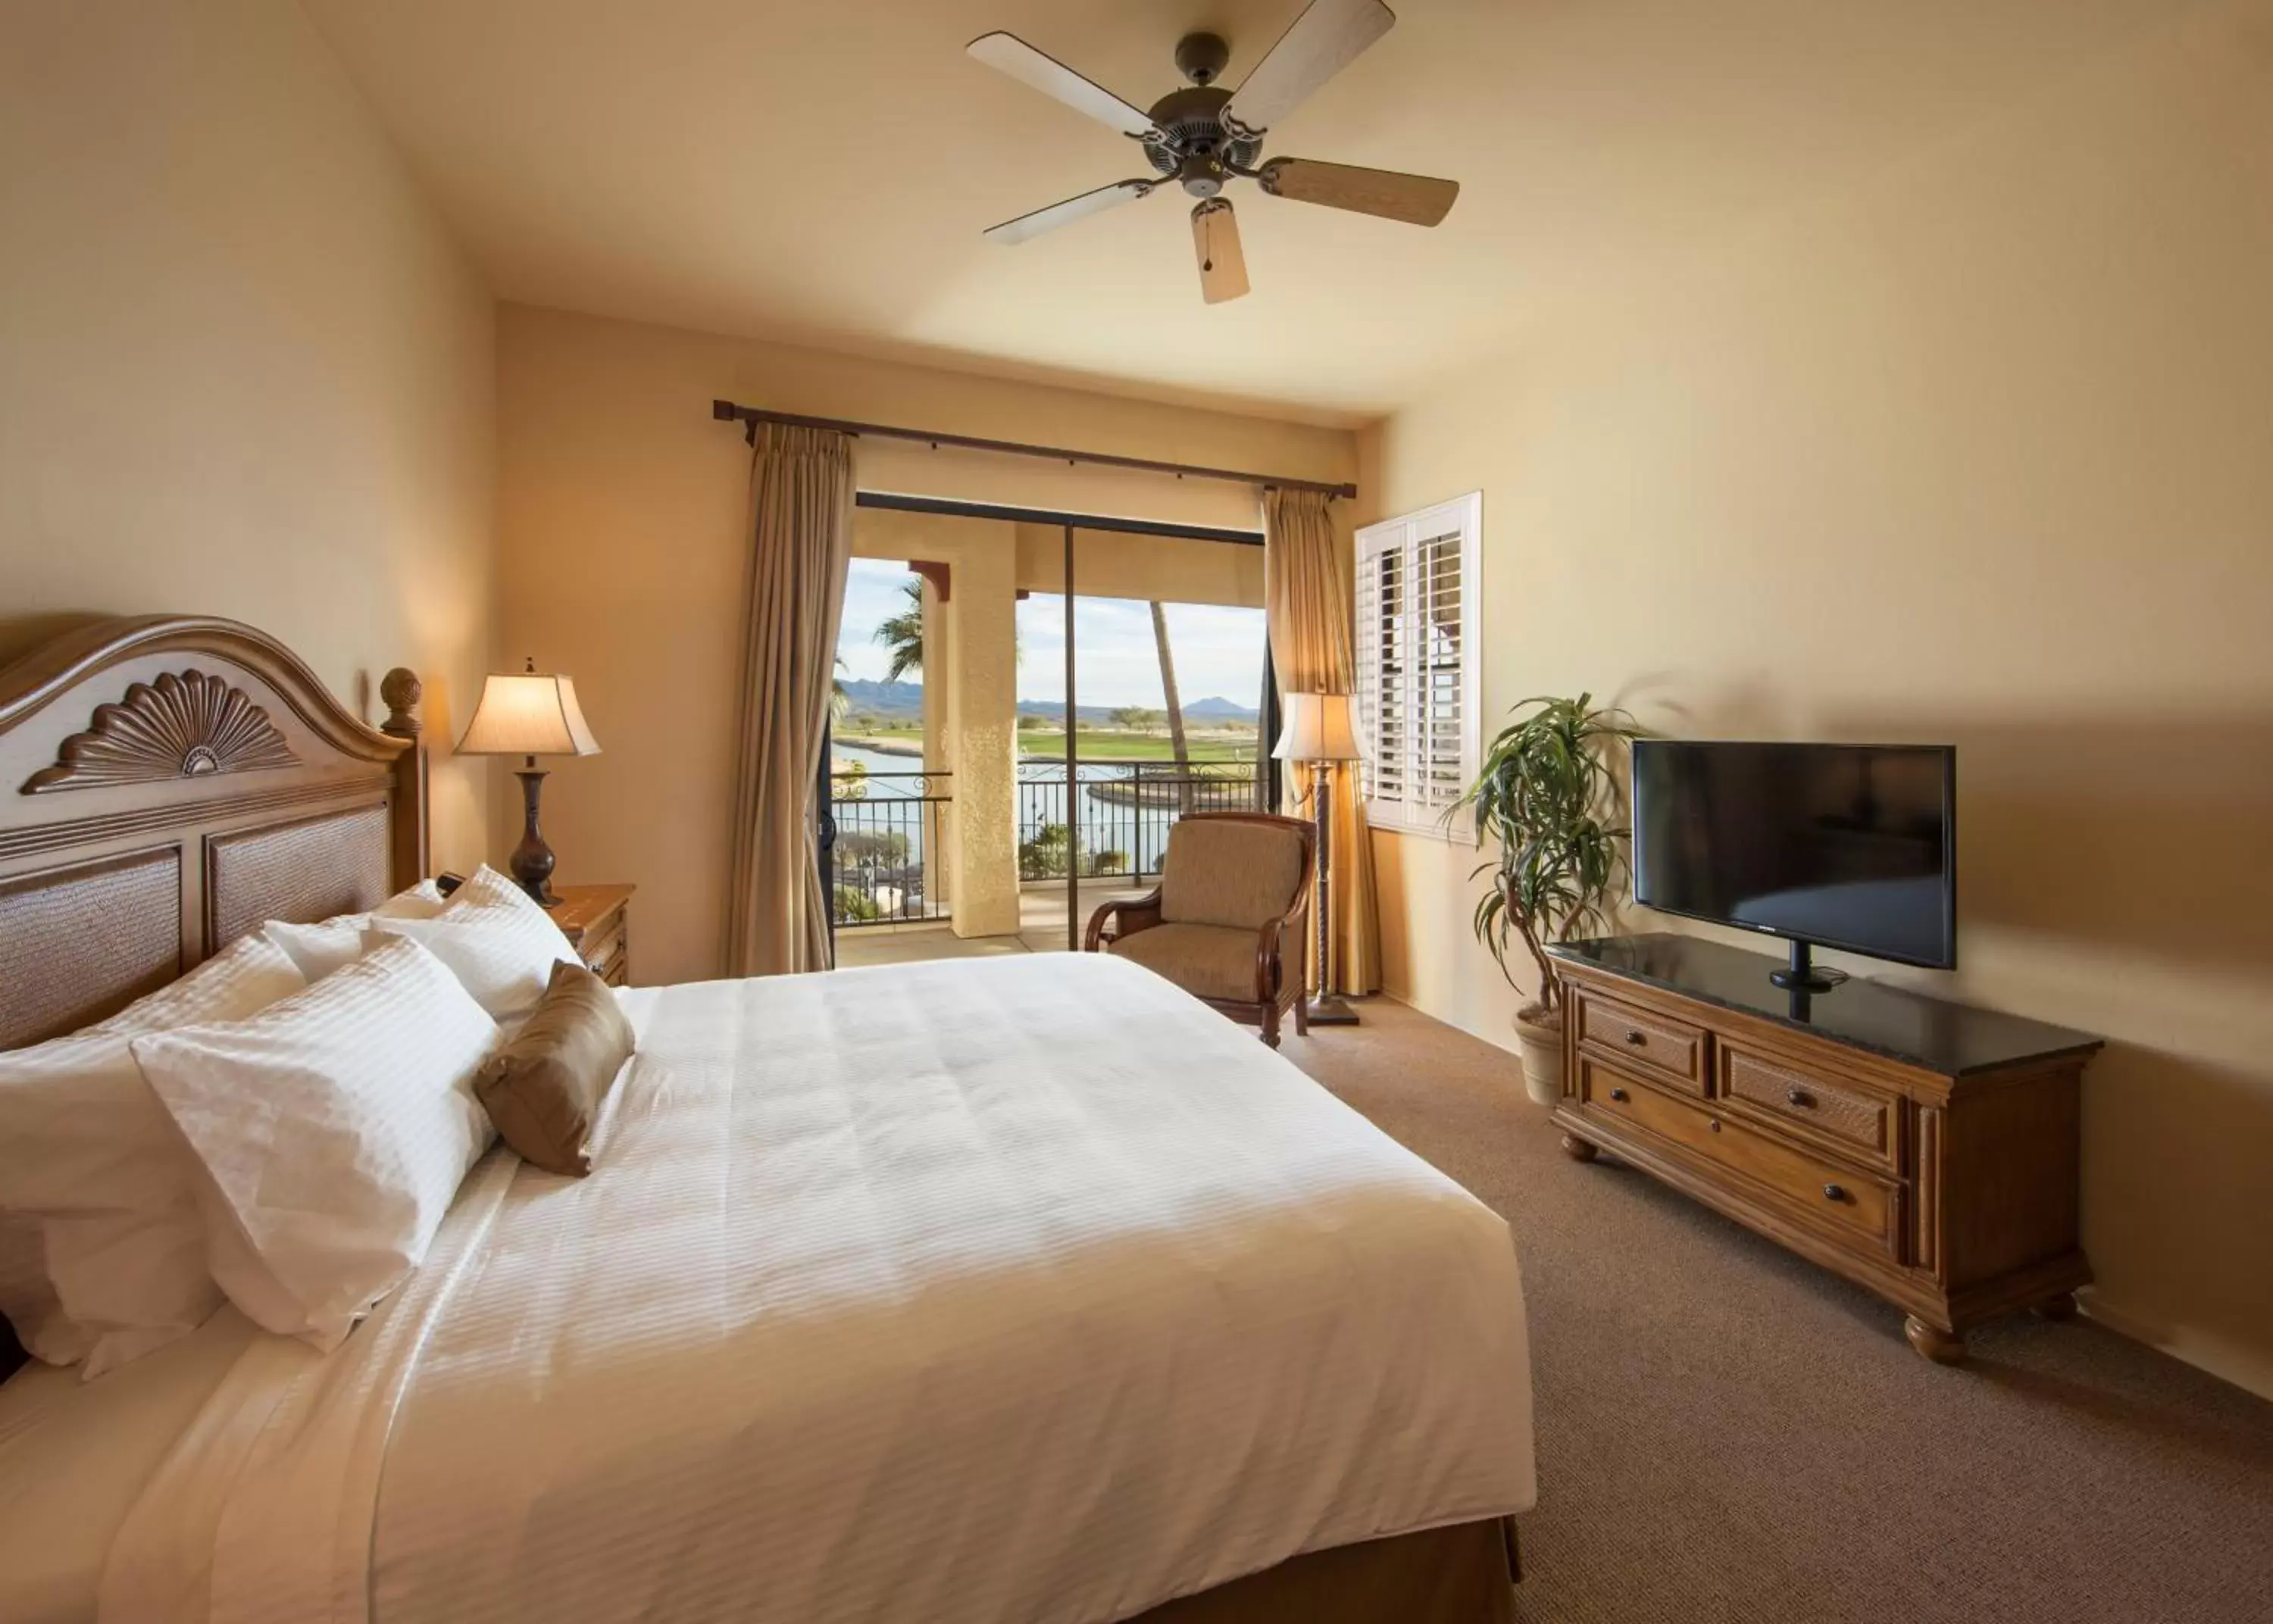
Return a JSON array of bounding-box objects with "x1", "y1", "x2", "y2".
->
[
  {"x1": 919, "y1": 576, "x2": 952, "y2": 907},
  {"x1": 945, "y1": 525, "x2": 1021, "y2": 938}
]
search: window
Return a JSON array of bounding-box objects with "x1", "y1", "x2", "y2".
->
[{"x1": 1353, "y1": 492, "x2": 1480, "y2": 837}]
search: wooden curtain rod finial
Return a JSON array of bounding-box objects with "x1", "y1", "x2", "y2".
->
[{"x1": 380, "y1": 667, "x2": 423, "y2": 739}]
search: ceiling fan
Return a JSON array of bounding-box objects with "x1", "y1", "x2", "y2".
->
[{"x1": 968, "y1": 0, "x2": 1458, "y2": 304}]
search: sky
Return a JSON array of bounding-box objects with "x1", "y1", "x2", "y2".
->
[{"x1": 836, "y1": 557, "x2": 1267, "y2": 710}]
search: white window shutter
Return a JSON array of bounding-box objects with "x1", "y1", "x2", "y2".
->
[{"x1": 1354, "y1": 495, "x2": 1481, "y2": 838}]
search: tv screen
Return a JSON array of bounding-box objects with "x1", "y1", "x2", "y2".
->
[{"x1": 1631, "y1": 741, "x2": 1956, "y2": 970}]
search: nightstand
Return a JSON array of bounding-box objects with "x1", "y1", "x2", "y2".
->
[{"x1": 549, "y1": 884, "x2": 635, "y2": 986}]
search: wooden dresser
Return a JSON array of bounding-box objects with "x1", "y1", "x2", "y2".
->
[
  {"x1": 548, "y1": 883, "x2": 634, "y2": 987},
  {"x1": 1549, "y1": 934, "x2": 2100, "y2": 1363}
]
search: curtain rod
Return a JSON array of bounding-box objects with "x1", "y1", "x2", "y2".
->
[
  {"x1": 855, "y1": 489, "x2": 1264, "y2": 546},
  {"x1": 710, "y1": 399, "x2": 1357, "y2": 500}
]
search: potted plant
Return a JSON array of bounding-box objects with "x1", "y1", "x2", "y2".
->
[{"x1": 1457, "y1": 695, "x2": 1640, "y2": 1105}]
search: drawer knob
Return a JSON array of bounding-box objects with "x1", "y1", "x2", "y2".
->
[
  {"x1": 1708, "y1": 1118, "x2": 1721, "y2": 1133},
  {"x1": 1823, "y1": 1182, "x2": 1846, "y2": 1202},
  {"x1": 1624, "y1": 1029, "x2": 1647, "y2": 1046},
  {"x1": 1787, "y1": 1087, "x2": 1815, "y2": 1108},
  {"x1": 1609, "y1": 1086, "x2": 1630, "y2": 1102}
]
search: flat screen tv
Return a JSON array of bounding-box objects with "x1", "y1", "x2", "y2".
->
[{"x1": 1630, "y1": 741, "x2": 1956, "y2": 988}]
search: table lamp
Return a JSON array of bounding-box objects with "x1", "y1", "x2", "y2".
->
[
  {"x1": 456, "y1": 658, "x2": 601, "y2": 907},
  {"x1": 1272, "y1": 691, "x2": 1362, "y2": 1026}
]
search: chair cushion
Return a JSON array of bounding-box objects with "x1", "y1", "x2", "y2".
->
[
  {"x1": 1107, "y1": 922, "x2": 1267, "y2": 1004},
  {"x1": 1157, "y1": 820, "x2": 1305, "y2": 931}
]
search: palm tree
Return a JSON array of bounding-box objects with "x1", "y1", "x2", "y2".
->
[
  {"x1": 874, "y1": 577, "x2": 924, "y2": 682},
  {"x1": 1149, "y1": 602, "x2": 1195, "y2": 813}
]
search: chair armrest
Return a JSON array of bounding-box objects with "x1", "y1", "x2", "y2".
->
[
  {"x1": 1083, "y1": 889, "x2": 1163, "y2": 952},
  {"x1": 1253, "y1": 916, "x2": 1287, "y2": 1004},
  {"x1": 1250, "y1": 853, "x2": 1317, "y2": 1004}
]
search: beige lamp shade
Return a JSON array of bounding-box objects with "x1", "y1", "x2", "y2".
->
[
  {"x1": 1271, "y1": 691, "x2": 1361, "y2": 763},
  {"x1": 456, "y1": 664, "x2": 602, "y2": 759}
]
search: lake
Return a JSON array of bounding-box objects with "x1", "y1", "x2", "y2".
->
[{"x1": 829, "y1": 742, "x2": 1261, "y2": 878}]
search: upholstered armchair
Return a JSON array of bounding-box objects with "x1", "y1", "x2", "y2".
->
[{"x1": 1083, "y1": 812, "x2": 1317, "y2": 1048}]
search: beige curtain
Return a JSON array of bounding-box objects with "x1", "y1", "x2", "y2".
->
[
  {"x1": 724, "y1": 423, "x2": 855, "y2": 976},
  {"x1": 1263, "y1": 488, "x2": 1381, "y2": 995}
]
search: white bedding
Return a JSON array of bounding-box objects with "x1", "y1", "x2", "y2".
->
[
  {"x1": 0, "y1": 1308, "x2": 258, "y2": 1624},
  {"x1": 98, "y1": 951, "x2": 1536, "y2": 1624}
]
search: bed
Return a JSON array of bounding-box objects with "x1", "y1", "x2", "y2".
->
[{"x1": 0, "y1": 616, "x2": 1537, "y2": 1624}]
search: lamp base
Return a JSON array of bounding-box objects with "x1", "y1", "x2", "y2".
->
[
  {"x1": 1303, "y1": 993, "x2": 1362, "y2": 1026},
  {"x1": 511, "y1": 767, "x2": 562, "y2": 908}
]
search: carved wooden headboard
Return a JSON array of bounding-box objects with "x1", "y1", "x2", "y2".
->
[{"x1": 0, "y1": 615, "x2": 427, "y2": 1051}]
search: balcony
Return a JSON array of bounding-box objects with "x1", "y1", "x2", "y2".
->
[{"x1": 833, "y1": 760, "x2": 1261, "y2": 964}]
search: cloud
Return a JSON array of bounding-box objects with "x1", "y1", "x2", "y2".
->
[
  {"x1": 836, "y1": 559, "x2": 918, "y2": 682},
  {"x1": 1018, "y1": 595, "x2": 1265, "y2": 709},
  {"x1": 836, "y1": 562, "x2": 1267, "y2": 709}
]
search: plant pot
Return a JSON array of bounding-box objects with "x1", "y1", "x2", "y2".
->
[{"x1": 1512, "y1": 1004, "x2": 1565, "y2": 1107}]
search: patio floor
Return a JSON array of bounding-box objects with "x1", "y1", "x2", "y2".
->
[{"x1": 834, "y1": 882, "x2": 1149, "y2": 967}]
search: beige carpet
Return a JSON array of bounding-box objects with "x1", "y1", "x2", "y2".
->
[{"x1": 1274, "y1": 998, "x2": 2273, "y2": 1624}]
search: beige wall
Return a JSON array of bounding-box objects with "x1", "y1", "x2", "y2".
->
[
  {"x1": 1360, "y1": 5, "x2": 2273, "y2": 1396},
  {"x1": 497, "y1": 304, "x2": 1352, "y2": 985},
  {"x1": 1013, "y1": 526, "x2": 1267, "y2": 611},
  {"x1": 0, "y1": 0, "x2": 498, "y2": 867}
]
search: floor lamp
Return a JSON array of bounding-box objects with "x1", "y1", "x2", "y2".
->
[{"x1": 1273, "y1": 692, "x2": 1361, "y2": 1026}]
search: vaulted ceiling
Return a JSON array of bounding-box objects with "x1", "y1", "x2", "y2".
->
[{"x1": 304, "y1": 0, "x2": 2177, "y2": 420}]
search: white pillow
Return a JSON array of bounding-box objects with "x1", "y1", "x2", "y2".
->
[
  {"x1": 257, "y1": 879, "x2": 450, "y2": 983},
  {"x1": 0, "y1": 1220, "x2": 77, "y2": 1366},
  {"x1": 380, "y1": 878, "x2": 452, "y2": 918},
  {"x1": 367, "y1": 865, "x2": 580, "y2": 1026},
  {"x1": 132, "y1": 935, "x2": 499, "y2": 1351},
  {"x1": 0, "y1": 932, "x2": 307, "y2": 1377}
]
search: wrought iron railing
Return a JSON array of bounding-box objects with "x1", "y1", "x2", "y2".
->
[
  {"x1": 830, "y1": 770, "x2": 951, "y2": 927},
  {"x1": 1016, "y1": 760, "x2": 1260, "y2": 882}
]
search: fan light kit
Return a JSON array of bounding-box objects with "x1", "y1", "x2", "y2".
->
[{"x1": 968, "y1": 0, "x2": 1459, "y2": 304}]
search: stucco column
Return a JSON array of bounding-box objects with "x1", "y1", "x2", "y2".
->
[
  {"x1": 920, "y1": 578, "x2": 953, "y2": 907},
  {"x1": 946, "y1": 525, "x2": 1020, "y2": 938}
]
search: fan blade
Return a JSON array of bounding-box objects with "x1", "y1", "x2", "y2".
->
[
  {"x1": 967, "y1": 32, "x2": 1158, "y2": 138},
  {"x1": 1191, "y1": 199, "x2": 1251, "y2": 304},
  {"x1": 984, "y1": 179, "x2": 1158, "y2": 245},
  {"x1": 1223, "y1": 0, "x2": 1395, "y2": 135},
  {"x1": 1260, "y1": 158, "x2": 1458, "y2": 226}
]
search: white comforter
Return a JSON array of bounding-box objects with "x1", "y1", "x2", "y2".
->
[{"x1": 101, "y1": 951, "x2": 1535, "y2": 1624}]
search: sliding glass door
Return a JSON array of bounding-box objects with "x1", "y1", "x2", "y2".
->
[
  {"x1": 1018, "y1": 559, "x2": 1271, "y2": 948},
  {"x1": 826, "y1": 504, "x2": 1273, "y2": 957}
]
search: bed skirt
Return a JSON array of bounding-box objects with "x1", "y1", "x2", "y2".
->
[{"x1": 1124, "y1": 1517, "x2": 1518, "y2": 1624}]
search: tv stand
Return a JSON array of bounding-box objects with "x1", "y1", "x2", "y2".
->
[
  {"x1": 1767, "y1": 938, "x2": 1847, "y2": 993},
  {"x1": 1548, "y1": 933, "x2": 2100, "y2": 1363}
]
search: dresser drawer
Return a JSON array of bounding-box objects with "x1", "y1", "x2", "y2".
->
[
  {"x1": 586, "y1": 946, "x2": 628, "y2": 988},
  {"x1": 1576, "y1": 988, "x2": 1706, "y2": 1093},
  {"x1": 1718, "y1": 1045, "x2": 1899, "y2": 1173},
  {"x1": 580, "y1": 916, "x2": 626, "y2": 979},
  {"x1": 1579, "y1": 1059, "x2": 1903, "y2": 1260}
]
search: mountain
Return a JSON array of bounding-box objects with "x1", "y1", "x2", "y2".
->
[
  {"x1": 1014, "y1": 699, "x2": 1117, "y2": 723},
  {"x1": 1008, "y1": 695, "x2": 1259, "y2": 725},
  {"x1": 1183, "y1": 696, "x2": 1259, "y2": 722},
  {"x1": 836, "y1": 679, "x2": 924, "y2": 718}
]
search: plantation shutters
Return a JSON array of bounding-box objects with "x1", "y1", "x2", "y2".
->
[{"x1": 1353, "y1": 492, "x2": 1482, "y2": 836}]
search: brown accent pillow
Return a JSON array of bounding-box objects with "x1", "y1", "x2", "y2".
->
[{"x1": 473, "y1": 960, "x2": 635, "y2": 1176}]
